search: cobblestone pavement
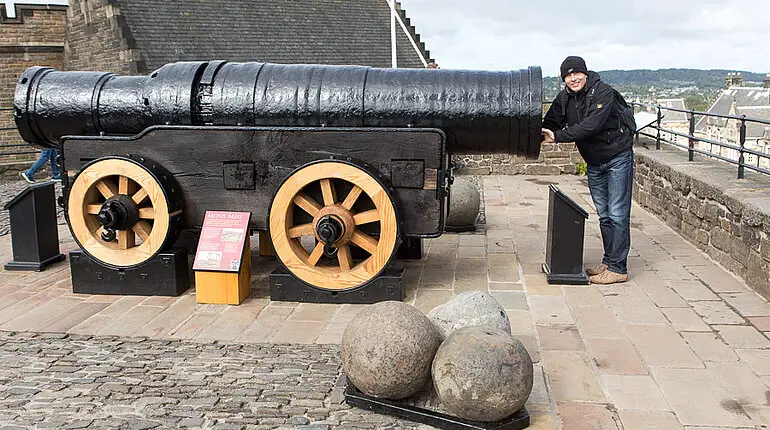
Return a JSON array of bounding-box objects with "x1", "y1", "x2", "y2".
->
[{"x1": 0, "y1": 331, "x2": 427, "y2": 429}]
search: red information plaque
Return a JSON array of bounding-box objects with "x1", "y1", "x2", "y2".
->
[{"x1": 193, "y1": 211, "x2": 252, "y2": 272}]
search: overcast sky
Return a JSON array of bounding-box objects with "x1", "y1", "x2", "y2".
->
[{"x1": 400, "y1": 0, "x2": 770, "y2": 76}]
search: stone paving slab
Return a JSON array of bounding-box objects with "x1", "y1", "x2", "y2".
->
[{"x1": 0, "y1": 175, "x2": 769, "y2": 429}]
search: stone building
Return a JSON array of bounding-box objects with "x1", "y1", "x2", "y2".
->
[
  {"x1": 0, "y1": 1, "x2": 68, "y2": 161},
  {"x1": 64, "y1": 0, "x2": 433, "y2": 74}
]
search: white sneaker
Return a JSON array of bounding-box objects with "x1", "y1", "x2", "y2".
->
[{"x1": 20, "y1": 172, "x2": 34, "y2": 184}]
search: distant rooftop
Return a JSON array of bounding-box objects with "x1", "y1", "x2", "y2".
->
[{"x1": 696, "y1": 87, "x2": 770, "y2": 136}]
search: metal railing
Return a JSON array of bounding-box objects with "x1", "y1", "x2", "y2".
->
[
  {"x1": 631, "y1": 102, "x2": 770, "y2": 179},
  {"x1": 0, "y1": 107, "x2": 36, "y2": 158}
]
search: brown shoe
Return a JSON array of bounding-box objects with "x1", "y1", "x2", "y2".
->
[
  {"x1": 585, "y1": 263, "x2": 608, "y2": 276},
  {"x1": 589, "y1": 270, "x2": 629, "y2": 284}
]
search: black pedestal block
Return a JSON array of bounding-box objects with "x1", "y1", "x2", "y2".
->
[
  {"x1": 345, "y1": 382, "x2": 530, "y2": 430},
  {"x1": 70, "y1": 249, "x2": 190, "y2": 296},
  {"x1": 269, "y1": 266, "x2": 404, "y2": 304},
  {"x1": 4, "y1": 182, "x2": 65, "y2": 271},
  {"x1": 543, "y1": 185, "x2": 589, "y2": 285}
]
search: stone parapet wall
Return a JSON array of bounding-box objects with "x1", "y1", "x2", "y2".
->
[
  {"x1": 452, "y1": 142, "x2": 584, "y2": 175},
  {"x1": 633, "y1": 140, "x2": 770, "y2": 299}
]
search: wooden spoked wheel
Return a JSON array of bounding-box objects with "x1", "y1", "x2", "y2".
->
[
  {"x1": 269, "y1": 161, "x2": 399, "y2": 290},
  {"x1": 68, "y1": 157, "x2": 180, "y2": 268}
]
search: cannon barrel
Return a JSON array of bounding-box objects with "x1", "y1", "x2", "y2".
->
[{"x1": 14, "y1": 61, "x2": 542, "y2": 155}]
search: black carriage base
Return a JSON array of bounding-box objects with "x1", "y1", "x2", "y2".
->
[{"x1": 69, "y1": 249, "x2": 190, "y2": 296}]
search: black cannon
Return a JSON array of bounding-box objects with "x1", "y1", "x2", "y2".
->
[{"x1": 15, "y1": 61, "x2": 542, "y2": 291}]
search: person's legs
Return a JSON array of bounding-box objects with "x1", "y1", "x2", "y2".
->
[
  {"x1": 604, "y1": 150, "x2": 634, "y2": 274},
  {"x1": 586, "y1": 161, "x2": 611, "y2": 269},
  {"x1": 23, "y1": 149, "x2": 54, "y2": 182},
  {"x1": 49, "y1": 149, "x2": 61, "y2": 179}
]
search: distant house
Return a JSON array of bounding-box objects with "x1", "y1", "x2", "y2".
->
[
  {"x1": 65, "y1": 0, "x2": 434, "y2": 74},
  {"x1": 696, "y1": 75, "x2": 770, "y2": 169},
  {"x1": 655, "y1": 98, "x2": 689, "y2": 146}
]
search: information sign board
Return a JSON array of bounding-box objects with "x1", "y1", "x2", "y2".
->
[{"x1": 193, "y1": 211, "x2": 251, "y2": 272}]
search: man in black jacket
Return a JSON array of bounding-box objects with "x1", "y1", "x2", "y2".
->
[{"x1": 541, "y1": 56, "x2": 633, "y2": 284}]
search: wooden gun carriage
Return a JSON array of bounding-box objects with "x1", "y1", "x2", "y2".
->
[{"x1": 14, "y1": 61, "x2": 542, "y2": 292}]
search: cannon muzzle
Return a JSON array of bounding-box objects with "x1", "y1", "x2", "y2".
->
[{"x1": 15, "y1": 61, "x2": 542, "y2": 155}]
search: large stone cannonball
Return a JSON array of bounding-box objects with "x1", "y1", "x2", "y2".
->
[
  {"x1": 427, "y1": 291, "x2": 511, "y2": 341},
  {"x1": 446, "y1": 176, "x2": 480, "y2": 231},
  {"x1": 341, "y1": 301, "x2": 441, "y2": 399},
  {"x1": 432, "y1": 326, "x2": 533, "y2": 422}
]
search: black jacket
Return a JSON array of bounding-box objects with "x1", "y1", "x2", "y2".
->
[{"x1": 543, "y1": 71, "x2": 633, "y2": 166}]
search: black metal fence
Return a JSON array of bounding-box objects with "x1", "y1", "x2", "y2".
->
[
  {"x1": 0, "y1": 107, "x2": 36, "y2": 159},
  {"x1": 631, "y1": 102, "x2": 770, "y2": 179}
]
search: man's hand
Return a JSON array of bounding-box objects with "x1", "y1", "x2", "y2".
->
[{"x1": 541, "y1": 128, "x2": 555, "y2": 144}]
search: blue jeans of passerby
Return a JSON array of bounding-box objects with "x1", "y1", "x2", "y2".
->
[
  {"x1": 586, "y1": 149, "x2": 633, "y2": 274},
  {"x1": 26, "y1": 149, "x2": 60, "y2": 180}
]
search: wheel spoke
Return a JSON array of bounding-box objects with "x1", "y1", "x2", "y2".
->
[
  {"x1": 337, "y1": 245, "x2": 352, "y2": 271},
  {"x1": 95, "y1": 179, "x2": 118, "y2": 199},
  {"x1": 118, "y1": 176, "x2": 133, "y2": 195},
  {"x1": 353, "y1": 209, "x2": 380, "y2": 225},
  {"x1": 133, "y1": 220, "x2": 151, "y2": 241},
  {"x1": 351, "y1": 230, "x2": 378, "y2": 254},
  {"x1": 307, "y1": 242, "x2": 324, "y2": 266},
  {"x1": 138, "y1": 207, "x2": 156, "y2": 220},
  {"x1": 320, "y1": 178, "x2": 336, "y2": 206},
  {"x1": 341, "y1": 185, "x2": 363, "y2": 210},
  {"x1": 288, "y1": 223, "x2": 315, "y2": 238},
  {"x1": 294, "y1": 193, "x2": 322, "y2": 216},
  {"x1": 117, "y1": 229, "x2": 135, "y2": 250},
  {"x1": 86, "y1": 204, "x2": 102, "y2": 215},
  {"x1": 132, "y1": 188, "x2": 149, "y2": 205}
]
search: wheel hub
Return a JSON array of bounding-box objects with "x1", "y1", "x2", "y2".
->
[
  {"x1": 97, "y1": 195, "x2": 139, "y2": 241},
  {"x1": 312, "y1": 205, "x2": 356, "y2": 247},
  {"x1": 316, "y1": 214, "x2": 346, "y2": 257},
  {"x1": 316, "y1": 215, "x2": 345, "y2": 244}
]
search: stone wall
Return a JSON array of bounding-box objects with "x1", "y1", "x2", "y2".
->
[
  {"x1": 0, "y1": 4, "x2": 68, "y2": 162},
  {"x1": 633, "y1": 139, "x2": 770, "y2": 299},
  {"x1": 65, "y1": 0, "x2": 137, "y2": 74},
  {"x1": 453, "y1": 142, "x2": 584, "y2": 175}
]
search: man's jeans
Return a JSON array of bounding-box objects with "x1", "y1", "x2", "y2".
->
[
  {"x1": 586, "y1": 149, "x2": 633, "y2": 274},
  {"x1": 26, "y1": 149, "x2": 60, "y2": 179}
]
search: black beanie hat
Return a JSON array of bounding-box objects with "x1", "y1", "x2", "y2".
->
[{"x1": 560, "y1": 56, "x2": 588, "y2": 80}]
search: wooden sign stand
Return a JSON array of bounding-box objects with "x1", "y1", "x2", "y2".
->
[
  {"x1": 195, "y1": 236, "x2": 251, "y2": 305},
  {"x1": 193, "y1": 211, "x2": 252, "y2": 305},
  {"x1": 259, "y1": 230, "x2": 275, "y2": 256}
]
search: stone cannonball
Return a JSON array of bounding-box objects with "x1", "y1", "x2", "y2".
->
[
  {"x1": 427, "y1": 291, "x2": 511, "y2": 340},
  {"x1": 446, "y1": 176, "x2": 480, "y2": 231},
  {"x1": 341, "y1": 301, "x2": 441, "y2": 399},
  {"x1": 432, "y1": 326, "x2": 533, "y2": 422}
]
